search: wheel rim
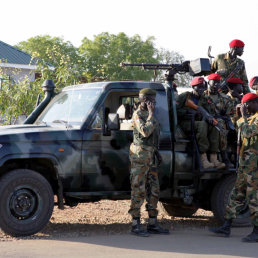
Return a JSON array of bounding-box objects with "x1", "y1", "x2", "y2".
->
[{"x1": 9, "y1": 187, "x2": 39, "y2": 220}]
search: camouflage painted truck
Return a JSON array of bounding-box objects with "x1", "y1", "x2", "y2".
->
[{"x1": 0, "y1": 59, "x2": 248, "y2": 237}]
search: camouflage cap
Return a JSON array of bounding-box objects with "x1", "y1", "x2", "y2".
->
[{"x1": 139, "y1": 88, "x2": 156, "y2": 96}]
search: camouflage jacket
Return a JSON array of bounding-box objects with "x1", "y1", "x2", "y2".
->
[
  {"x1": 211, "y1": 52, "x2": 250, "y2": 94},
  {"x1": 132, "y1": 106, "x2": 159, "y2": 150},
  {"x1": 227, "y1": 92, "x2": 241, "y2": 126},
  {"x1": 199, "y1": 91, "x2": 234, "y2": 118},
  {"x1": 176, "y1": 91, "x2": 206, "y2": 118},
  {"x1": 237, "y1": 112, "x2": 258, "y2": 156}
]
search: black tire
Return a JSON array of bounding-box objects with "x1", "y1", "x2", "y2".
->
[
  {"x1": 160, "y1": 202, "x2": 198, "y2": 217},
  {"x1": 0, "y1": 169, "x2": 54, "y2": 236},
  {"x1": 211, "y1": 174, "x2": 251, "y2": 227}
]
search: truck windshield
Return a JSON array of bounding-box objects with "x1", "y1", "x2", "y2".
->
[{"x1": 35, "y1": 88, "x2": 102, "y2": 127}]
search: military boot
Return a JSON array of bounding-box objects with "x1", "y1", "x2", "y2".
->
[
  {"x1": 200, "y1": 153, "x2": 214, "y2": 169},
  {"x1": 209, "y1": 219, "x2": 232, "y2": 237},
  {"x1": 210, "y1": 153, "x2": 226, "y2": 169},
  {"x1": 220, "y1": 151, "x2": 234, "y2": 168},
  {"x1": 147, "y1": 217, "x2": 170, "y2": 234},
  {"x1": 131, "y1": 218, "x2": 150, "y2": 237},
  {"x1": 242, "y1": 226, "x2": 258, "y2": 242}
]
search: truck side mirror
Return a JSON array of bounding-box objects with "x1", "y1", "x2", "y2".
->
[{"x1": 107, "y1": 113, "x2": 120, "y2": 130}]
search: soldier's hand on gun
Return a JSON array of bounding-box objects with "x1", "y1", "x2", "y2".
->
[{"x1": 208, "y1": 117, "x2": 218, "y2": 126}]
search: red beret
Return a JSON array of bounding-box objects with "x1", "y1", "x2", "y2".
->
[
  {"x1": 190, "y1": 77, "x2": 205, "y2": 87},
  {"x1": 229, "y1": 39, "x2": 245, "y2": 48},
  {"x1": 249, "y1": 76, "x2": 258, "y2": 89},
  {"x1": 241, "y1": 93, "x2": 258, "y2": 103},
  {"x1": 208, "y1": 73, "x2": 221, "y2": 81},
  {"x1": 227, "y1": 77, "x2": 244, "y2": 84}
]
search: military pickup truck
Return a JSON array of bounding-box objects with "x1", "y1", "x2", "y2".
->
[{"x1": 0, "y1": 70, "x2": 249, "y2": 237}]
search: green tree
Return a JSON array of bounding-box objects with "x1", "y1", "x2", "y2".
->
[
  {"x1": 79, "y1": 32, "x2": 160, "y2": 81},
  {"x1": 15, "y1": 35, "x2": 82, "y2": 67},
  {"x1": 16, "y1": 35, "x2": 85, "y2": 86}
]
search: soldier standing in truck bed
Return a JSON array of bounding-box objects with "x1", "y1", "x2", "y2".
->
[
  {"x1": 176, "y1": 77, "x2": 225, "y2": 169},
  {"x1": 211, "y1": 39, "x2": 250, "y2": 94},
  {"x1": 128, "y1": 88, "x2": 169, "y2": 237},
  {"x1": 226, "y1": 77, "x2": 244, "y2": 127},
  {"x1": 209, "y1": 93, "x2": 258, "y2": 243}
]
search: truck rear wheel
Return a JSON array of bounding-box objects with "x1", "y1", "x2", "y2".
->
[
  {"x1": 160, "y1": 203, "x2": 198, "y2": 217},
  {"x1": 211, "y1": 174, "x2": 250, "y2": 227},
  {"x1": 0, "y1": 169, "x2": 54, "y2": 236}
]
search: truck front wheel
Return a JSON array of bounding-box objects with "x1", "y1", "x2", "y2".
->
[
  {"x1": 0, "y1": 169, "x2": 54, "y2": 236},
  {"x1": 211, "y1": 174, "x2": 250, "y2": 227}
]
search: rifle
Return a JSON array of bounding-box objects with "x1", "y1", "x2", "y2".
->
[
  {"x1": 185, "y1": 99, "x2": 228, "y2": 136},
  {"x1": 215, "y1": 115, "x2": 235, "y2": 131},
  {"x1": 218, "y1": 61, "x2": 244, "y2": 92},
  {"x1": 235, "y1": 128, "x2": 241, "y2": 172}
]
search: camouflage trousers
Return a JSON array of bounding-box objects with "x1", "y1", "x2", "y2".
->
[
  {"x1": 180, "y1": 120, "x2": 219, "y2": 153},
  {"x1": 225, "y1": 151, "x2": 258, "y2": 226},
  {"x1": 128, "y1": 143, "x2": 159, "y2": 218},
  {"x1": 217, "y1": 118, "x2": 227, "y2": 151}
]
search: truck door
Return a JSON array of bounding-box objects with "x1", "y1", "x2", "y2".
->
[{"x1": 81, "y1": 91, "x2": 135, "y2": 192}]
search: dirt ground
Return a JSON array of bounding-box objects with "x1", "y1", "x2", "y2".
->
[{"x1": 0, "y1": 200, "x2": 216, "y2": 241}]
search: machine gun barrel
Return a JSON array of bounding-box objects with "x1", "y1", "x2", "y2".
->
[{"x1": 120, "y1": 62, "x2": 179, "y2": 70}]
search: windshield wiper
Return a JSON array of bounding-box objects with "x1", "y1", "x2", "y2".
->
[{"x1": 52, "y1": 120, "x2": 72, "y2": 128}]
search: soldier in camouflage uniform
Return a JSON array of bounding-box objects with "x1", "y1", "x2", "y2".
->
[
  {"x1": 211, "y1": 39, "x2": 250, "y2": 94},
  {"x1": 199, "y1": 73, "x2": 234, "y2": 168},
  {"x1": 226, "y1": 77, "x2": 244, "y2": 127},
  {"x1": 128, "y1": 88, "x2": 169, "y2": 237},
  {"x1": 250, "y1": 76, "x2": 258, "y2": 95},
  {"x1": 209, "y1": 93, "x2": 258, "y2": 243},
  {"x1": 176, "y1": 77, "x2": 224, "y2": 169}
]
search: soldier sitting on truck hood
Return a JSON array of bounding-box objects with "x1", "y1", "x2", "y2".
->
[{"x1": 176, "y1": 77, "x2": 224, "y2": 169}]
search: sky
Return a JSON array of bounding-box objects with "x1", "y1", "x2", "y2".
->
[{"x1": 2, "y1": 0, "x2": 258, "y2": 79}]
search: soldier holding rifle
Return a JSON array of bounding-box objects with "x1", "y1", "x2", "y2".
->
[
  {"x1": 176, "y1": 77, "x2": 225, "y2": 169},
  {"x1": 209, "y1": 93, "x2": 258, "y2": 243},
  {"x1": 199, "y1": 73, "x2": 234, "y2": 168},
  {"x1": 128, "y1": 88, "x2": 169, "y2": 237},
  {"x1": 211, "y1": 39, "x2": 250, "y2": 94}
]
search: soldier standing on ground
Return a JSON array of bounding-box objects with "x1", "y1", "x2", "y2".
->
[
  {"x1": 176, "y1": 77, "x2": 224, "y2": 169},
  {"x1": 249, "y1": 76, "x2": 258, "y2": 94},
  {"x1": 209, "y1": 93, "x2": 258, "y2": 243},
  {"x1": 128, "y1": 88, "x2": 169, "y2": 237},
  {"x1": 199, "y1": 73, "x2": 234, "y2": 168},
  {"x1": 211, "y1": 39, "x2": 250, "y2": 94}
]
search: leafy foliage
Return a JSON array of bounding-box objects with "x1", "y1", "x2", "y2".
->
[
  {"x1": 79, "y1": 32, "x2": 160, "y2": 81},
  {"x1": 1, "y1": 33, "x2": 192, "y2": 124}
]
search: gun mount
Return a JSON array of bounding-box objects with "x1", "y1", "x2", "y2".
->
[{"x1": 121, "y1": 58, "x2": 211, "y2": 86}]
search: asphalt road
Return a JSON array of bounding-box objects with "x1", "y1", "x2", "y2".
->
[{"x1": 0, "y1": 227, "x2": 257, "y2": 258}]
